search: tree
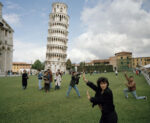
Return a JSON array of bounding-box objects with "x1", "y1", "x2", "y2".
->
[
  {"x1": 79, "y1": 62, "x2": 85, "y2": 71},
  {"x1": 66, "y1": 59, "x2": 72, "y2": 70},
  {"x1": 32, "y1": 60, "x2": 44, "y2": 70}
]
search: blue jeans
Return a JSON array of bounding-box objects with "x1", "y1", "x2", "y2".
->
[
  {"x1": 123, "y1": 88, "x2": 146, "y2": 99},
  {"x1": 49, "y1": 82, "x2": 52, "y2": 88},
  {"x1": 66, "y1": 85, "x2": 80, "y2": 97},
  {"x1": 39, "y1": 79, "x2": 42, "y2": 90}
]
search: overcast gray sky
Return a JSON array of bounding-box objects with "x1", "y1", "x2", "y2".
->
[{"x1": 68, "y1": 0, "x2": 150, "y2": 63}]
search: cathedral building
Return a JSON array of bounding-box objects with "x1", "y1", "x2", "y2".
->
[{"x1": 0, "y1": 2, "x2": 14, "y2": 75}]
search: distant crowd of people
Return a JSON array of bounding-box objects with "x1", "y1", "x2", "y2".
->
[{"x1": 21, "y1": 69, "x2": 147, "y2": 123}]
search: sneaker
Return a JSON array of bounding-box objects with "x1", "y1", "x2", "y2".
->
[{"x1": 144, "y1": 96, "x2": 147, "y2": 100}]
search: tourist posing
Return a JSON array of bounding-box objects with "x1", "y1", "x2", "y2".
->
[
  {"x1": 22, "y1": 70, "x2": 29, "y2": 89},
  {"x1": 55, "y1": 72, "x2": 62, "y2": 90},
  {"x1": 43, "y1": 71, "x2": 49, "y2": 93},
  {"x1": 47, "y1": 69, "x2": 53, "y2": 89},
  {"x1": 66, "y1": 72, "x2": 80, "y2": 97},
  {"x1": 38, "y1": 70, "x2": 43, "y2": 90},
  {"x1": 83, "y1": 73, "x2": 118, "y2": 123},
  {"x1": 124, "y1": 72, "x2": 147, "y2": 100}
]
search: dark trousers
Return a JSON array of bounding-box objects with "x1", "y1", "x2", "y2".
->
[
  {"x1": 22, "y1": 82, "x2": 27, "y2": 89},
  {"x1": 100, "y1": 111, "x2": 118, "y2": 123},
  {"x1": 55, "y1": 85, "x2": 60, "y2": 90},
  {"x1": 45, "y1": 83, "x2": 49, "y2": 92},
  {"x1": 22, "y1": 85, "x2": 27, "y2": 89}
]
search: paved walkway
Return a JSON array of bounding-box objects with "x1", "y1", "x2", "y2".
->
[{"x1": 0, "y1": 75, "x2": 21, "y2": 77}]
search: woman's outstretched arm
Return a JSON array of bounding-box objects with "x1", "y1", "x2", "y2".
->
[{"x1": 83, "y1": 72, "x2": 97, "y2": 91}]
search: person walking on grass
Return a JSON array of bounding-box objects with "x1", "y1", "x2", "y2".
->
[
  {"x1": 115, "y1": 70, "x2": 118, "y2": 78},
  {"x1": 124, "y1": 72, "x2": 147, "y2": 100},
  {"x1": 38, "y1": 69, "x2": 43, "y2": 90},
  {"x1": 22, "y1": 70, "x2": 29, "y2": 89},
  {"x1": 83, "y1": 72, "x2": 118, "y2": 123},
  {"x1": 55, "y1": 72, "x2": 62, "y2": 90},
  {"x1": 66, "y1": 71, "x2": 80, "y2": 97}
]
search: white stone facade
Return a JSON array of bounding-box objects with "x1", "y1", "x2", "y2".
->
[
  {"x1": 45, "y1": 2, "x2": 69, "y2": 73},
  {"x1": 0, "y1": 2, "x2": 14, "y2": 75}
]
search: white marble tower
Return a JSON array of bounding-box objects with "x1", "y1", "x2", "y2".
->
[{"x1": 45, "y1": 2, "x2": 69, "y2": 73}]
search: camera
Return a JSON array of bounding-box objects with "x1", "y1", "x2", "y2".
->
[{"x1": 75, "y1": 72, "x2": 81, "y2": 84}]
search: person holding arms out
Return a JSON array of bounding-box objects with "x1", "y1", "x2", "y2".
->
[{"x1": 83, "y1": 73, "x2": 118, "y2": 123}]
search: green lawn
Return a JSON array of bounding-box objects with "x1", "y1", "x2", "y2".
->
[{"x1": 0, "y1": 72, "x2": 150, "y2": 123}]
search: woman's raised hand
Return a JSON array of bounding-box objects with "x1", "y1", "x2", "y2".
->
[
  {"x1": 83, "y1": 72, "x2": 88, "y2": 83},
  {"x1": 87, "y1": 90, "x2": 91, "y2": 100}
]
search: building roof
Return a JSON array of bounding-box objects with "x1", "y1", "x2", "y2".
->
[
  {"x1": 0, "y1": 2, "x2": 14, "y2": 32},
  {"x1": 133, "y1": 57, "x2": 150, "y2": 59},
  {"x1": 143, "y1": 64, "x2": 150, "y2": 69},
  {"x1": 72, "y1": 63, "x2": 80, "y2": 66},
  {"x1": 85, "y1": 62, "x2": 93, "y2": 64},
  {"x1": 92, "y1": 59, "x2": 110, "y2": 63},
  {"x1": 115, "y1": 51, "x2": 132, "y2": 56},
  {"x1": 0, "y1": 2, "x2": 3, "y2": 6},
  {"x1": 13, "y1": 62, "x2": 31, "y2": 65},
  {"x1": 2, "y1": 19, "x2": 14, "y2": 32},
  {"x1": 52, "y1": 2, "x2": 68, "y2": 8}
]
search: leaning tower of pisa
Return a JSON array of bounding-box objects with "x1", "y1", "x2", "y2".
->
[{"x1": 45, "y1": 2, "x2": 69, "y2": 73}]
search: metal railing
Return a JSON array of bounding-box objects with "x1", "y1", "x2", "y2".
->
[{"x1": 142, "y1": 70, "x2": 150, "y2": 85}]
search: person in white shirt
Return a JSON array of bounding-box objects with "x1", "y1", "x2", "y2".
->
[
  {"x1": 55, "y1": 72, "x2": 62, "y2": 90},
  {"x1": 115, "y1": 70, "x2": 118, "y2": 78}
]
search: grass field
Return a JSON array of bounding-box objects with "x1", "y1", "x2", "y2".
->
[{"x1": 0, "y1": 72, "x2": 150, "y2": 123}]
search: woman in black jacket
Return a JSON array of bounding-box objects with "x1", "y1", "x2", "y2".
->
[
  {"x1": 22, "y1": 70, "x2": 28, "y2": 89},
  {"x1": 83, "y1": 73, "x2": 118, "y2": 123}
]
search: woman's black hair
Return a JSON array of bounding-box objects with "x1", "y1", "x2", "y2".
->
[
  {"x1": 97, "y1": 77, "x2": 109, "y2": 89},
  {"x1": 129, "y1": 76, "x2": 134, "y2": 78},
  {"x1": 72, "y1": 71, "x2": 75, "y2": 76}
]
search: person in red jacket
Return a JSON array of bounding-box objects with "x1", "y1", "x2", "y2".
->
[
  {"x1": 47, "y1": 69, "x2": 53, "y2": 89},
  {"x1": 124, "y1": 72, "x2": 147, "y2": 100}
]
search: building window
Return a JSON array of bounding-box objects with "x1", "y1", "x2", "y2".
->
[
  {"x1": 7, "y1": 47, "x2": 10, "y2": 51},
  {"x1": 5, "y1": 41, "x2": 7, "y2": 45},
  {"x1": 5, "y1": 30, "x2": 7, "y2": 36},
  {"x1": 54, "y1": 8, "x2": 56, "y2": 12},
  {"x1": 57, "y1": 5, "x2": 59, "y2": 8},
  {"x1": 2, "y1": 46, "x2": 5, "y2": 50},
  {"x1": 147, "y1": 59, "x2": 150, "y2": 61},
  {"x1": 60, "y1": 8, "x2": 63, "y2": 12},
  {"x1": 60, "y1": 16, "x2": 62, "y2": 21}
]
